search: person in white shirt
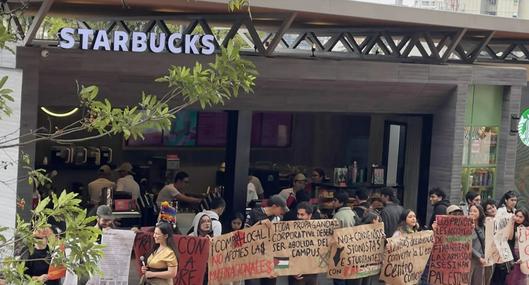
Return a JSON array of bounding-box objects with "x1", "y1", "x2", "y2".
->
[
  {"x1": 156, "y1": 171, "x2": 202, "y2": 208},
  {"x1": 200, "y1": 197, "x2": 226, "y2": 237},
  {"x1": 88, "y1": 165, "x2": 115, "y2": 207},
  {"x1": 115, "y1": 162, "x2": 140, "y2": 200},
  {"x1": 247, "y1": 180, "x2": 259, "y2": 206}
]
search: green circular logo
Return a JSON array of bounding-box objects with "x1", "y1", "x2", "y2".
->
[{"x1": 519, "y1": 109, "x2": 529, "y2": 146}]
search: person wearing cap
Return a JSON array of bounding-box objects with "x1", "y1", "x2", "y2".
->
[
  {"x1": 95, "y1": 205, "x2": 114, "y2": 238},
  {"x1": 279, "y1": 173, "x2": 307, "y2": 207},
  {"x1": 88, "y1": 165, "x2": 115, "y2": 207},
  {"x1": 245, "y1": 194, "x2": 288, "y2": 228},
  {"x1": 245, "y1": 195, "x2": 288, "y2": 285},
  {"x1": 115, "y1": 162, "x2": 140, "y2": 200},
  {"x1": 447, "y1": 204, "x2": 464, "y2": 215}
]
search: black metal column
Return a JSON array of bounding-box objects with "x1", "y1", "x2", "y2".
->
[{"x1": 224, "y1": 110, "x2": 252, "y2": 218}]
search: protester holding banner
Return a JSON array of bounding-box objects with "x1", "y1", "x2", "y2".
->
[
  {"x1": 392, "y1": 209, "x2": 419, "y2": 237},
  {"x1": 360, "y1": 210, "x2": 383, "y2": 285},
  {"x1": 427, "y1": 188, "x2": 450, "y2": 229},
  {"x1": 380, "y1": 187, "x2": 404, "y2": 238},
  {"x1": 225, "y1": 212, "x2": 245, "y2": 234},
  {"x1": 483, "y1": 199, "x2": 498, "y2": 218},
  {"x1": 469, "y1": 204, "x2": 486, "y2": 285},
  {"x1": 189, "y1": 212, "x2": 214, "y2": 237},
  {"x1": 333, "y1": 191, "x2": 357, "y2": 229},
  {"x1": 141, "y1": 222, "x2": 178, "y2": 285},
  {"x1": 482, "y1": 199, "x2": 497, "y2": 285},
  {"x1": 245, "y1": 194, "x2": 289, "y2": 228},
  {"x1": 463, "y1": 190, "x2": 482, "y2": 215},
  {"x1": 285, "y1": 202, "x2": 319, "y2": 285},
  {"x1": 505, "y1": 209, "x2": 529, "y2": 285},
  {"x1": 245, "y1": 194, "x2": 288, "y2": 285},
  {"x1": 24, "y1": 227, "x2": 60, "y2": 285},
  {"x1": 492, "y1": 190, "x2": 518, "y2": 285}
]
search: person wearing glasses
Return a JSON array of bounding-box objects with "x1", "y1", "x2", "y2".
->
[{"x1": 156, "y1": 171, "x2": 202, "y2": 208}]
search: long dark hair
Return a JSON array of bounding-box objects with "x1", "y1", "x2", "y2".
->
[
  {"x1": 469, "y1": 204, "x2": 485, "y2": 228},
  {"x1": 515, "y1": 208, "x2": 529, "y2": 227},
  {"x1": 498, "y1": 190, "x2": 518, "y2": 209},
  {"x1": 397, "y1": 209, "x2": 419, "y2": 232},
  {"x1": 152, "y1": 222, "x2": 178, "y2": 257}
]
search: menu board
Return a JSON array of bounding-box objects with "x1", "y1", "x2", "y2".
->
[
  {"x1": 252, "y1": 112, "x2": 292, "y2": 147},
  {"x1": 126, "y1": 111, "x2": 292, "y2": 148},
  {"x1": 197, "y1": 112, "x2": 228, "y2": 146},
  {"x1": 164, "y1": 110, "x2": 198, "y2": 146}
]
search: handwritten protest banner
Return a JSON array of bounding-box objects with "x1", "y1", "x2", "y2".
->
[
  {"x1": 133, "y1": 231, "x2": 210, "y2": 285},
  {"x1": 517, "y1": 226, "x2": 529, "y2": 262},
  {"x1": 93, "y1": 229, "x2": 136, "y2": 285},
  {"x1": 208, "y1": 224, "x2": 273, "y2": 285},
  {"x1": 485, "y1": 211, "x2": 514, "y2": 265},
  {"x1": 428, "y1": 216, "x2": 473, "y2": 285},
  {"x1": 271, "y1": 219, "x2": 339, "y2": 276},
  {"x1": 327, "y1": 223, "x2": 385, "y2": 279},
  {"x1": 516, "y1": 226, "x2": 529, "y2": 275},
  {"x1": 380, "y1": 230, "x2": 434, "y2": 285}
]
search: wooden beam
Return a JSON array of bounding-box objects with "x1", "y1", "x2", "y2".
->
[
  {"x1": 265, "y1": 12, "x2": 297, "y2": 56},
  {"x1": 243, "y1": 19, "x2": 266, "y2": 54},
  {"x1": 23, "y1": 0, "x2": 55, "y2": 46},
  {"x1": 441, "y1": 28, "x2": 467, "y2": 62},
  {"x1": 468, "y1": 31, "x2": 495, "y2": 63},
  {"x1": 221, "y1": 18, "x2": 243, "y2": 47}
]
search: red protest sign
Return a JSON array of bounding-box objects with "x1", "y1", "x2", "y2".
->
[
  {"x1": 133, "y1": 231, "x2": 210, "y2": 285},
  {"x1": 428, "y1": 215, "x2": 473, "y2": 285}
]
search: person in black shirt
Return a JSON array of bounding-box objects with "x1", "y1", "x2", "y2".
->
[
  {"x1": 25, "y1": 228, "x2": 60, "y2": 285},
  {"x1": 353, "y1": 188, "x2": 370, "y2": 219},
  {"x1": 245, "y1": 195, "x2": 288, "y2": 285},
  {"x1": 245, "y1": 194, "x2": 289, "y2": 228}
]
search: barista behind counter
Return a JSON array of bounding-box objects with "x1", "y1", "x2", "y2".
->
[{"x1": 156, "y1": 171, "x2": 203, "y2": 209}]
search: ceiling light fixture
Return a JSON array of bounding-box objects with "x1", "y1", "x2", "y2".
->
[{"x1": 40, "y1": 107, "x2": 79, "y2": 117}]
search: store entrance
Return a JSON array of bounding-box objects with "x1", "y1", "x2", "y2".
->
[{"x1": 383, "y1": 121, "x2": 407, "y2": 204}]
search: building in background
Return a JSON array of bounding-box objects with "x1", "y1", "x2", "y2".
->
[{"x1": 412, "y1": 0, "x2": 521, "y2": 17}]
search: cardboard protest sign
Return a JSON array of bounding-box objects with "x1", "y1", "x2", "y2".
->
[
  {"x1": 380, "y1": 230, "x2": 434, "y2": 285},
  {"x1": 517, "y1": 226, "x2": 529, "y2": 262},
  {"x1": 208, "y1": 224, "x2": 273, "y2": 285},
  {"x1": 271, "y1": 219, "x2": 339, "y2": 276},
  {"x1": 485, "y1": 211, "x2": 514, "y2": 265},
  {"x1": 428, "y1": 216, "x2": 473, "y2": 285},
  {"x1": 133, "y1": 231, "x2": 210, "y2": 285},
  {"x1": 327, "y1": 223, "x2": 385, "y2": 279}
]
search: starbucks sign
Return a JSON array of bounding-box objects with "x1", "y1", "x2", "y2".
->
[{"x1": 519, "y1": 109, "x2": 529, "y2": 146}]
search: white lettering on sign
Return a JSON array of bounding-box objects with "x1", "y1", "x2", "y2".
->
[{"x1": 58, "y1": 28, "x2": 216, "y2": 55}]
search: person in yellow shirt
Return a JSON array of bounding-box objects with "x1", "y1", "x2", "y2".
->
[{"x1": 141, "y1": 222, "x2": 178, "y2": 285}]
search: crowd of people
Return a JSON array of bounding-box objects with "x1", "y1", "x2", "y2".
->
[{"x1": 21, "y1": 163, "x2": 529, "y2": 285}]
